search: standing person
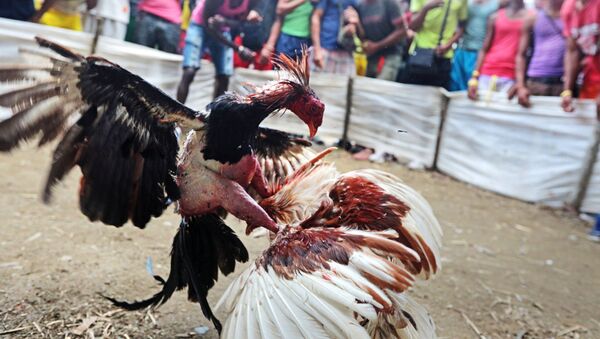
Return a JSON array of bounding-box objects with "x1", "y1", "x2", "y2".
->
[
  {"x1": 32, "y1": 0, "x2": 97, "y2": 31},
  {"x1": 176, "y1": 0, "x2": 261, "y2": 102},
  {"x1": 449, "y1": 0, "x2": 499, "y2": 91},
  {"x1": 135, "y1": 0, "x2": 182, "y2": 53},
  {"x1": 561, "y1": 0, "x2": 600, "y2": 120},
  {"x1": 260, "y1": 0, "x2": 313, "y2": 62},
  {"x1": 352, "y1": 0, "x2": 406, "y2": 80},
  {"x1": 0, "y1": 0, "x2": 35, "y2": 21},
  {"x1": 125, "y1": 0, "x2": 140, "y2": 41},
  {"x1": 405, "y1": 0, "x2": 467, "y2": 88},
  {"x1": 467, "y1": 0, "x2": 529, "y2": 100},
  {"x1": 233, "y1": 0, "x2": 277, "y2": 70},
  {"x1": 84, "y1": 0, "x2": 130, "y2": 40},
  {"x1": 310, "y1": 0, "x2": 357, "y2": 75},
  {"x1": 513, "y1": 0, "x2": 565, "y2": 107}
]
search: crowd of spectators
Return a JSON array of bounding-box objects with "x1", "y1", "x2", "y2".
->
[{"x1": 0, "y1": 0, "x2": 599, "y2": 111}]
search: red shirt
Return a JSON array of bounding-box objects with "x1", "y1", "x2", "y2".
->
[
  {"x1": 561, "y1": 0, "x2": 600, "y2": 95},
  {"x1": 480, "y1": 9, "x2": 526, "y2": 79},
  {"x1": 138, "y1": 0, "x2": 182, "y2": 24}
]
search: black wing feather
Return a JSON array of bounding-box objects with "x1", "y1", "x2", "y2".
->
[
  {"x1": 250, "y1": 127, "x2": 316, "y2": 194},
  {"x1": 0, "y1": 37, "x2": 203, "y2": 228},
  {"x1": 105, "y1": 214, "x2": 249, "y2": 333}
]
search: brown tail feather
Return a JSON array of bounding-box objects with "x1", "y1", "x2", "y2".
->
[
  {"x1": 0, "y1": 81, "x2": 60, "y2": 112},
  {"x1": 35, "y1": 36, "x2": 84, "y2": 61},
  {"x1": 0, "y1": 97, "x2": 68, "y2": 151},
  {"x1": 0, "y1": 66, "x2": 52, "y2": 82}
]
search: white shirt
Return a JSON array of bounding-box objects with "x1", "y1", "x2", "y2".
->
[{"x1": 89, "y1": 0, "x2": 130, "y2": 23}]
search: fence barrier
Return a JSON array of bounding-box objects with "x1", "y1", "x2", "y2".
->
[{"x1": 1, "y1": 18, "x2": 598, "y2": 213}]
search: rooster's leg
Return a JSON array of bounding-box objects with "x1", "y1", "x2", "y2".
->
[
  {"x1": 250, "y1": 162, "x2": 272, "y2": 198},
  {"x1": 215, "y1": 178, "x2": 279, "y2": 234}
]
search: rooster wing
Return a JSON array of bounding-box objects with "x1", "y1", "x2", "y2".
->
[
  {"x1": 0, "y1": 37, "x2": 204, "y2": 228},
  {"x1": 261, "y1": 162, "x2": 443, "y2": 280},
  {"x1": 215, "y1": 226, "x2": 436, "y2": 339},
  {"x1": 251, "y1": 127, "x2": 317, "y2": 195}
]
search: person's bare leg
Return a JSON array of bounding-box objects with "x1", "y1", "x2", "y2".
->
[
  {"x1": 213, "y1": 74, "x2": 229, "y2": 99},
  {"x1": 177, "y1": 67, "x2": 197, "y2": 103}
]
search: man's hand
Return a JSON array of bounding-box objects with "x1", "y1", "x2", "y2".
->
[
  {"x1": 246, "y1": 10, "x2": 262, "y2": 23},
  {"x1": 435, "y1": 43, "x2": 452, "y2": 56},
  {"x1": 344, "y1": 7, "x2": 360, "y2": 25},
  {"x1": 207, "y1": 14, "x2": 227, "y2": 30},
  {"x1": 238, "y1": 46, "x2": 256, "y2": 61},
  {"x1": 561, "y1": 91, "x2": 575, "y2": 113},
  {"x1": 516, "y1": 86, "x2": 531, "y2": 108},
  {"x1": 362, "y1": 40, "x2": 379, "y2": 56},
  {"x1": 30, "y1": 11, "x2": 43, "y2": 22},
  {"x1": 313, "y1": 46, "x2": 324, "y2": 69},
  {"x1": 258, "y1": 45, "x2": 273, "y2": 64},
  {"x1": 424, "y1": 0, "x2": 445, "y2": 11},
  {"x1": 467, "y1": 78, "x2": 478, "y2": 101}
]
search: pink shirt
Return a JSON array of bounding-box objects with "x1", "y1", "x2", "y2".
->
[
  {"x1": 138, "y1": 0, "x2": 182, "y2": 24},
  {"x1": 481, "y1": 9, "x2": 526, "y2": 79},
  {"x1": 191, "y1": 0, "x2": 250, "y2": 26}
]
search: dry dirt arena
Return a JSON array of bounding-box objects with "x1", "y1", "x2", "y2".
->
[{"x1": 1, "y1": 145, "x2": 599, "y2": 338}]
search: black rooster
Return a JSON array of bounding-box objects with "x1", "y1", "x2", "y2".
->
[{"x1": 0, "y1": 37, "x2": 324, "y2": 332}]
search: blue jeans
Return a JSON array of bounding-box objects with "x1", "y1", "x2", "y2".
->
[
  {"x1": 450, "y1": 48, "x2": 478, "y2": 91},
  {"x1": 135, "y1": 11, "x2": 180, "y2": 54},
  {"x1": 592, "y1": 215, "x2": 600, "y2": 237},
  {"x1": 276, "y1": 32, "x2": 311, "y2": 59},
  {"x1": 182, "y1": 23, "x2": 234, "y2": 76}
]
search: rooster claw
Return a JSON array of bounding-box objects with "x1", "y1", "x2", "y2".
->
[{"x1": 245, "y1": 222, "x2": 279, "y2": 235}]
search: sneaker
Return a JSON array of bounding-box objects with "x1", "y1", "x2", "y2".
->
[{"x1": 588, "y1": 215, "x2": 600, "y2": 243}]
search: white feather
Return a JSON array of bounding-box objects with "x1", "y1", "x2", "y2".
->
[
  {"x1": 328, "y1": 261, "x2": 391, "y2": 308},
  {"x1": 297, "y1": 272, "x2": 378, "y2": 320}
]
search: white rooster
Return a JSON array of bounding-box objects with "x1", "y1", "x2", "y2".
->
[{"x1": 216, "y1": 151, "x2": 443, "y2": 338}]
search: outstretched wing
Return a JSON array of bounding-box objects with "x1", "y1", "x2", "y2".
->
[
  {"x1": 0, "y1": 37, "x2": 204, "y2": 228},
  {"x1": 261, "y1": 165, "x2": 443, "y2": 279},
  {"x1": 215, "y1": 227, "x2": 436, "y2": 339},
  {"x1": 251, "y1": 127, "x2": 317, "y2": 194}
]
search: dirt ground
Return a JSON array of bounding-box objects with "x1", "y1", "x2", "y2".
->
[{"x1": 1, "y1": 145, "x2": 599, "y2": 339}]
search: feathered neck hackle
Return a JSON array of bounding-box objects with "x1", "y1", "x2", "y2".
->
[{"x1": 246, "y1": 48, "x2": 312, "y2": 110}]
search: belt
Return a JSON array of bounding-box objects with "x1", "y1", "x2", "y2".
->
[{"x1": 528, "y1": 76, "x2": 563, "y2": 85}]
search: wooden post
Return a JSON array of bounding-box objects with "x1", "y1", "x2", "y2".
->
[
  {"x1": 90, "y1": 17, "x2": 104, "y2": 54},
  {"x1": 431, "y1": 92, "x2": 450, "y2": 170},
  {"x1": 573, "y1": 122, "x2": 600, "y2": 211},
  {"x1": 339, "y1": 76, "x2": 354, "y2": 148}
]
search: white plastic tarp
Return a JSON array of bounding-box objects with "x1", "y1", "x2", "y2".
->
[
  {"x1": 0, "y1": 17, "x2": 215, "y2": 112},
  {"x1": 230, "y1": 68, "x2": 346, "y2": 143},
  {"x1": 581, "y1": 127, "x2": 600, "y2": 213},
  {"x1": 349, "y1": 77, "x2": 444, "y2": 168},
  {"x1": 94, "y1": 37, "x2": 216, "y2": 111},
  {"x1": 0, "y1": 18, "x2": 93, "y2": 60},
  {"x1": 437, "y1": 93, "x2": 598, "y2": 207},
  {"x1": 96, "y1": 36, "x2": 216, "y2": 112}
]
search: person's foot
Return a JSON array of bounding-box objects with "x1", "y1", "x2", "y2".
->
[
  {"x1": 588, "y1": 229, "x2": 600, "y2": 243},
  {"x1": 588, "y1": 215, "x2": 600, "y2": 243},
  {"x1": 352, "y1": 148, "x2": 373, "y2": 161}
]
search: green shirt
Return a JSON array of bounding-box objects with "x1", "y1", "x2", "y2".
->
[
  {"x1": 410, "y1": 0, "x2": 468, "y2": 58},
  {"x1": 281, "y1": 0, "x2": 313, "y2": 38}
]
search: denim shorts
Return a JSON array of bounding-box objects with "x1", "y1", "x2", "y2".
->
[
  {"x1": 183, "y1": 23, "x2": 233, "y2": 76},
  {"x1": 276, "y1": 32, "x2": 311, "y2": 60}
]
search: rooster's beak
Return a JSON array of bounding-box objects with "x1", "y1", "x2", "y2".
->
[{"x1": 308, "y1": 123, "x2": 318, "y2": 138}]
